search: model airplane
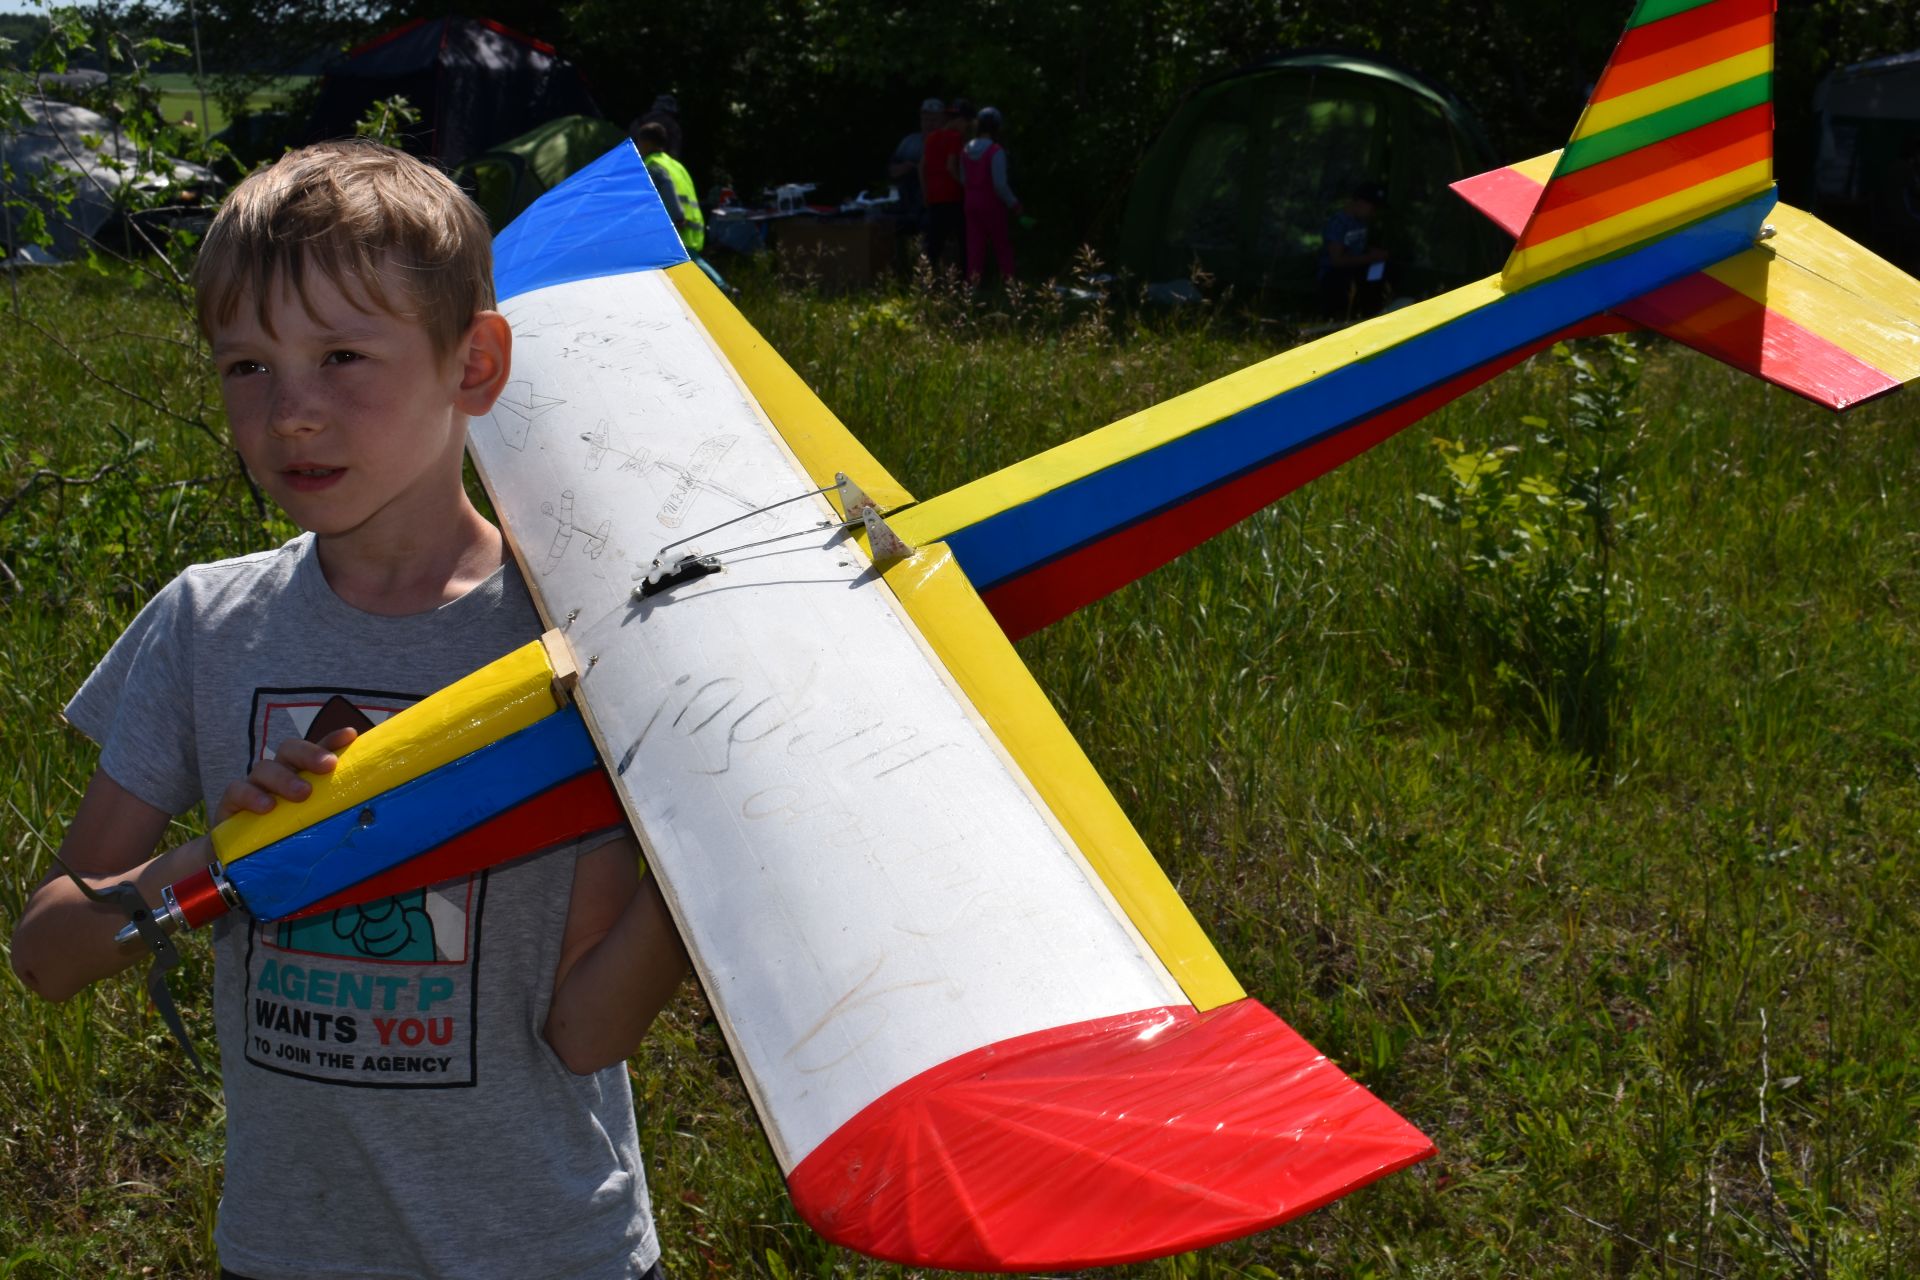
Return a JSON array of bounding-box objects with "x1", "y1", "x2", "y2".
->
[{"x1": 100, "y1": 0, "x2": 1920, "y2": 1269}]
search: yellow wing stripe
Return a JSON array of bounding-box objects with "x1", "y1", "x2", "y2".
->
[
  {"x1": 212, "y1": 640, "x2": 559, "y2": 864},
  {"x1": 1759, "y1": 204, "x2": 1920, "y2": 333},
  {"x1": 1575, "y1": 44, "x2": 1773, "y2": 138},
  {"x1": 893, "y1": 276, "x2": 1505, "y2": 544},
  {"x1": 881, "y1": 544, "x2": 1245, "y2": 1010},
  {"x1": 666, "y1": 263, "x2": 1243, "y2": 1011},
  {"x1": 1502, "y1": 159, "x2": 1772, "y2": 288},
  {"x1": 1705, "y1": 210, "x2": 1920, "y2": 382},
  {"x1": 665, "y1": 261, "x2": 912, "y2": 516}
]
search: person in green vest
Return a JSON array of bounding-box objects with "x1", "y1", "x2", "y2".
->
[{"x1": 633, "y1": 121, "x2": 729, "y2": 291}]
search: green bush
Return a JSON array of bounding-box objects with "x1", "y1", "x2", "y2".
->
[{"x1": 1412, "y1": 335, "x2": 1648, "y2": 763}]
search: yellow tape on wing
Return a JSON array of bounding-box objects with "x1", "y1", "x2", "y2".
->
[
  {"x1": 1511, "y1": 150, "x2": 1562, "y2": 187},
  {"x1": 1721, "y1": 204, "x2": 1920, "y2": 382},
  {"x1": 212, "y1": 640, "x2": 560, "y2": 865},
  {"x1": 882, "y1": 542, "x2": 1245, "y2": 1012},
  {"x1": 664, "y1": 261, "x2": 912, "y2": 515}
]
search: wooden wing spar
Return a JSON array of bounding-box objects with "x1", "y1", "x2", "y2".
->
[{"x1": 127, "y1": 0, "x2": 1920, "y2": 1269}]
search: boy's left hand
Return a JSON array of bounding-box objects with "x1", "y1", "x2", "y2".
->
[
  {"x1": 214, "y1": 727, "x2": 358, "y2": 822},
  {"x1": 545, "y1": 837, "x2": 688, "y2": 1074}
]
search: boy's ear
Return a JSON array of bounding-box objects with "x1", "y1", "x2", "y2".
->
[{"x1": 453, "y1": 311, "x2": 513, "y2": 416}]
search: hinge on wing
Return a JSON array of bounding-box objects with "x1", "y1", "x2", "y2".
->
[
  {"x1": 835, "y1": 472, "x2": 879, "y2": 519},
  {"x1": 837, "y1": 472, "x2": 912, "y2": 563},
  {"x1": 860, "y1": 506, "x2": 912, "y2": 562},
  {"x1": 630, "y1": 472, "x2": 912, "y2": 601}
]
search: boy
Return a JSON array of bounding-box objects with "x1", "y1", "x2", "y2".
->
[
  {"x1": 10, "y1": 140, "x2": 687, "y2": 1279},
  {"x1": 1317, "y1": 181, "x2": 1391, "y2": 319}
]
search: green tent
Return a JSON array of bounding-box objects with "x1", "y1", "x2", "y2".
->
[
  {"x1": 1116, "y1": 53, "x2": 1507, "y2": 305},
  {"x1": 458, "y1": 115, "x2": 626, "y2": 232}
]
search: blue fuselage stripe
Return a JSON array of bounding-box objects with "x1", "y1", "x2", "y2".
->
[
  {"x1": 944, "y1": 190, "x2": 1776, "y2": 591},
  {"x1": 227, "y1": 707, "x2": 602, "y2": 920}
]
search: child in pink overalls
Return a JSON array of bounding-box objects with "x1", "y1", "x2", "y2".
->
[{"x1": 961, "y1": 106, "x2": 1020, "y2": 283}]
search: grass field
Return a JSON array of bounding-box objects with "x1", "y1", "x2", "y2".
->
[
  {"x1": 147, "y1": 73, "x2": 309, "y2": 139},
  {"x1": 3, "y1": 262, "x2": 1919, "y2": 1278}
]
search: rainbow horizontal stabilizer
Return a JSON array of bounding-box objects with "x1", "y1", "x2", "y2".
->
[{"x1": 1457, "y1": 157, "x2": 1920, "y2": 409}]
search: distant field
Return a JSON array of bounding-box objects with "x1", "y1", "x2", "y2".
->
[{"x1": 147, "y1": 72, "x2": 310, "y2": 137}]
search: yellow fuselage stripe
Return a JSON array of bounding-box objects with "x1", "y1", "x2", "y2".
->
[
  {"x1": 666, "y1": 262, "x2": 1244, "y2": 1010},
  {"x1": 1575, "y1": 44, "x2": 1773, "y2": 138},
  {"x1": 213, "y1": 640, "x2": 559, "y2": 864},
  {"x1": 894, "y1": 276, "x2": 1505, "y2": 544}
]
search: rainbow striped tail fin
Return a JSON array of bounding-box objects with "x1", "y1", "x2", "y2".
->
[{"x1": 1502, "y1": 0, "x2": 1776, "y2": 290}]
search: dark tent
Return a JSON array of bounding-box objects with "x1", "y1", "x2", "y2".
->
[
  {"x1": 1115, "y1": 53, "x2": 1507, "y2": 305},
  {"x1": 1812, "y1": 51, "x2": 1920, "y2": 275},
  {"x1": 456, "y1": 115, "x2": 626, "y2": 231},
  {"x1": 303, "y1": 17, "x2": 600, "y2": 169}
]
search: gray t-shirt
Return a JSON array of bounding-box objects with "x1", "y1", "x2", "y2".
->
[{"x1": 66, "y1": 534, "x2": 660, "y2": 1280}]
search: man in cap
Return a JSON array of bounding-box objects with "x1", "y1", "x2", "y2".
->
[
  {"x1": 920, "y1": 98, "x2": 971, "y2": 270},
  {"x1": 637, "y1": 93, "x2": 683, "y2": 159}
]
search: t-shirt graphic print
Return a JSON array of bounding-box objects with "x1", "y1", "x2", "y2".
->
[{"x1": 239, "y1": 685, "x2": 487, "y2": 1088}]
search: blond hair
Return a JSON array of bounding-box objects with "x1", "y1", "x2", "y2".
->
[{"x1": 193, "y1": 140, "x2": 494, "y2": 360}]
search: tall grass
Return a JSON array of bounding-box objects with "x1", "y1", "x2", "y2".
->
[{"x1": 4, "y1": 262, "x2": 1920, "y2": 1277}]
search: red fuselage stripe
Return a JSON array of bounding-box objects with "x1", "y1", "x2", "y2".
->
[{"x1": 285, "y1": 770, "x2": 626, "y2": 919}]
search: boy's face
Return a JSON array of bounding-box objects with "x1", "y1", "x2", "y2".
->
[{"x1": 209, "y1": 266, "x2": 499, "y2": 542}]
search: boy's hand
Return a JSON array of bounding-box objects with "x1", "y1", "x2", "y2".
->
[{"x1": 214, "y1": 727, "x2": 358, "y2": 822}]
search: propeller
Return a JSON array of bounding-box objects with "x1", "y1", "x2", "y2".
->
[{"x1": 53, "y1": 853, "x2": 219, "y2": 1073}]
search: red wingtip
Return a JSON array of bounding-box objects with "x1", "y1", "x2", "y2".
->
[{"x1": 788, "y1": 999, "x2": 1434, "y2": 1271}]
